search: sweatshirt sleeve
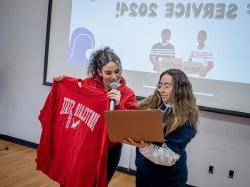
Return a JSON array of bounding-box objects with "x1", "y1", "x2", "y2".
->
[
  {"x1": 36, "y1": 82, "x2": 58, "y2": 170},
  {"x1": 139, "y1": 143, "x2": 180, "y2": 166},
  {"x1": 115, "y1": 89, "x2": 137, "y2": 110},
  {"x1": 38, "y1": 82, "x2": 57, "y2": 129},
  {"x1": 139, "y1": 124, "x2": 195, "y2": 166}
]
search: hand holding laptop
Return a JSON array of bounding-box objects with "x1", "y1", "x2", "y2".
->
[{"x1": 122, "y1": 138, "x2": 147, "y2": 148}]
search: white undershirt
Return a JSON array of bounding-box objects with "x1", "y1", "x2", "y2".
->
[{"x1": 139, "y1": 143, "x2": 180, "y2": 166}]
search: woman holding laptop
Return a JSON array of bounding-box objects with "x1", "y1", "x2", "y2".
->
[{"x1": 123, "y1": 69, "x2": 199, "y2": 187}]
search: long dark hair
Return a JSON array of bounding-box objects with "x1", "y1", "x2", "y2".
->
[
  {"x1": 87, "y1": 47, "x2": 122, "y2": 77},
  {"x1": 138, "y1": 69, "x2": 199, "y2": 134}
]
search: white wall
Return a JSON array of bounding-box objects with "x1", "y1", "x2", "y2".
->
[
  {"x1": 0, "y1": 0, "x2": 50, "y2": 143},
  {"x1": 187, "y1": 111, "x2": 250, "y2": 187}
]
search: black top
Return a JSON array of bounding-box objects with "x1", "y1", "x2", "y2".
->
[{"x1": 135, "y1": 122, "x2": 196, "y2": 187}]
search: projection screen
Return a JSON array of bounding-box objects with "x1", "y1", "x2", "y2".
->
[{"x1": 43, "y1": 0, "x2": 250, "y2": 117}]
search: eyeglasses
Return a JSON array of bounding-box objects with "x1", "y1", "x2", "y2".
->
[{"x1": 156, "y1": 83, "x2": 171, "y2": 91}]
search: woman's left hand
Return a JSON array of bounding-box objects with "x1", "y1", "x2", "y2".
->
[
  {"x1": 107, "y1": 89, "x2": 121, "y2": 106},
  {"x1": 122, "y1": 138, "x2": 148, "y2": 148}
]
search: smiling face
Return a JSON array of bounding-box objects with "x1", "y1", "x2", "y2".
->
[
  {"x1": 157, "y1": 73, "x2": 173, "y2": 103},
  {"x1": 97, "y1": 61, "x2": 122, "y2": 90}
]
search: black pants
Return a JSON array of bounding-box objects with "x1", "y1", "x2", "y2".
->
[{"x1": 107, "y1": 143, "x2": 122, "y2": 182}]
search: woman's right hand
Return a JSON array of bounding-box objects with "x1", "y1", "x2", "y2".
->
[
  {"x1": 122, "y1": 138, "x2": 148, "y2": 148},
  {"x1": 53, "y1": 75, "x2": 64, "y2": 82}
]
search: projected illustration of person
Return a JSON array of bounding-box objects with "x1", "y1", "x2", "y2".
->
[
  {"x1": 188, "y1": 30, "x2": 214, "y2": 77},
  {"x1": 67, "y1": 27, "x2": 95, "y2": 65},
  {"x1": 149, "y1": 29, "x2": 175, "y2": 72}
]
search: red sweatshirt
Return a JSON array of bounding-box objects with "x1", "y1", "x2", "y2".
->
[{"x1": 36, "y1": 76, "x2": 136, "y2": 187}]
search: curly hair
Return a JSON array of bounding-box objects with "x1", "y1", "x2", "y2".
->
[
  {"x1": 138, "y1": 69, "x2": 199, "y2": 134},
  {"x1": 87, "y1": 47, "x2": 122, "y2": 77}
]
